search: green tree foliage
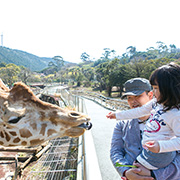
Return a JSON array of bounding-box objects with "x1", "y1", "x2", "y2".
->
[
  {"x1": 102, "y1": 48, "x2": 116, "y2": 60},
  {"x1": 0, "y1": 63, "x2": 21, "y2": 87},
  {"x1": 0, "y1": 62, "x2": 6, "y2": 67},
  {"x1": 0, "y1": 46, "x2": 51, "y2": 71},
  {"x1": 90, "y1": 42, "x2": 180, "y2": 97},
  {"x1": 126, "y1": 46, "x2": 136, "y2": 57},
  {"x1": 49, "y1": 56, "x2": 65, "y2": 71},
  {"x1": 80, "y1": 52, "x2": 90, "y2": 62},
  {"x1": 18, "y1": 66, "x2": 31, "y2": 84},
  {"x1": 27, "y1": 74, "x2": 41, "y2": 83},
  {"x1": 1, "y1": 42, "x2": 180, "y2": 97}
]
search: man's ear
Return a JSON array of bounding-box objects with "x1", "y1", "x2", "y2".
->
[{"x1": 148, "y1": 91, "x2": 154, "y2": 100}]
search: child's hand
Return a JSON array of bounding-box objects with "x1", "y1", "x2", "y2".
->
[
  {"x1": 143, "y1": 141, "x2": 160, "y2": 153},
  {"x1": 106, "y1": 112, "x2": 116, "y2": 119}
]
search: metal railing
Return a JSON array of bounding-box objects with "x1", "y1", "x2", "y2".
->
[
  {"x1": 60, "y1": 89, "x2": 86, "y2": 113},
  {"x1": 71, "y1": 90, "x2": 129, "y2": 111}
]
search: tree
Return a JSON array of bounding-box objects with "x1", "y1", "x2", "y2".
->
[
  {"x1": 27, "y1": 74, "x2": 41, "y2": 83},
  {"x1": 126, "y1": 46, "x2": 136, "y2": 57},
  {"x1": 49, "y1": 56, "x2": 65, "y2": 84},
  {"x1": 74, "y1": 67, "x2": 84, "y2": 87},
  {"x1": 95, "y1": 58, "x2": 122, "y2": 96},
  {"x1": 49, "y1": 56, "x2": 64, "y2": 72},
  {"x1": 120, "y1": 53, "x2": 129, "y2": 64},
  {"x1": 95, "y1": 62, "x2": 108, "y2": 92},
  {"x1": 81, "y1": 66, "x2": 95, "y2": 82},
  {"x1": 0, "y1": 64, "x2": 20, "y2": 87},
  {"x1": 102, "y1": 48, "x2": 116, "y2": 60},
  {"x1": 156, "y1": 41, "x2": 168, "y2": 56},
  {"x1": 68, "y1": 67, "x2": 77, "y2": 85},
  {"x1": 0, "y1": 62, "x2": 6, "y2": 67},
  {"x1": 80, "y1": 52, "x2": 90, "y2": 62},
  {"x1": 18, "y1": 66, "x2": 31, "y2": 84},
  {"x1": 169, "y1": 44, "x2": 177, "y2": 53}
]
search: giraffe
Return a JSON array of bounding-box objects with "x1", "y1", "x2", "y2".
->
[{"x1": 0, "y1": 79, "x2": 92, "y2": 147}]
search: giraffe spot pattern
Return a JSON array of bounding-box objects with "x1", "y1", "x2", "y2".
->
[
  {"x1": 19, "y1": 128, "x2": 33, "y2": 138},
  {"x1": 40, "y1": 111, "x2": 45, "y2": 121},
  {"x1": 21, "y1": 141, "x2": 27, "y2": 146},
  {"x1": 47, "y1": 129, "x2": 57, "y2": 136},
  {"x1": 30, "y1": 123, "x2": 37, "y2": 130},
  {"x1": 40, "y1": 124, "x2": 47, "y2": 136},
  {"x1": 13, "y1": 137, "x2": 21, "y2": 143},
  {"x1": 30, "y1": 139, "x2": 44, "y2": 146},
  {"x1": 4, "y1": 131, "x2": 10, "y2": 141},
  {"x1": 0, "y1": 131, "x2": 4, "y2": 138},
  {"x1": 9, "y1": 131, "x2": 17, "y2": 136}
]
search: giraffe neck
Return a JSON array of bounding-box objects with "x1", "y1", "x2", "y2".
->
[{"x1": 0, "y1": 120, "x2": 61, "y2": 147}]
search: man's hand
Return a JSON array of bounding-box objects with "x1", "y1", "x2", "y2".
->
[
  {"x1": 125, "y1": 162, "x2": 155, "y2": 180},
  {"x1": 144, "y1": 141, "x2": 160, "y2": 153},
  {"x1": 106, "y1": 112, "x2": 116, "y2": 119}
]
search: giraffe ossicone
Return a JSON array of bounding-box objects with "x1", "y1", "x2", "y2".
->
[{"x1": 0, "y1": 79, "x2": 92, "y2": 147}]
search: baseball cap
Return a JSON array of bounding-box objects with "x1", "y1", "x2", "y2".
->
[{"x1": 121, "y1": 78, "x2": 151, "y2": 99}]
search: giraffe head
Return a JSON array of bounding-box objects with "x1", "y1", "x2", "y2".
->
[{"x1": 0, "y1": 79, "x2": 92, "y2": 147}]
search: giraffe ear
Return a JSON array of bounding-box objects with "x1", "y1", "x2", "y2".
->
[{"x1": 10, "y1": 82, "x2": 34, "y2": 101}]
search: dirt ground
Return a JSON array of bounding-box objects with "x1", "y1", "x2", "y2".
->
[
  {"x1": 0, "y1": 148, "x2": 39, "y2": 180},
  {"x1": 0, "y1": 152, "x2": 17, "y2": 180}
]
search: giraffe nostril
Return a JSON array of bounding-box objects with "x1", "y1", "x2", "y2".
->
[{"x1": 69, "y1": 112, "x2": 80, "y2": 117}]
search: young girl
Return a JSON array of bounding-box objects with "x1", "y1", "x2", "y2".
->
[{"x1": 107, "y1": 62, "x2": 180, "y2": 170}]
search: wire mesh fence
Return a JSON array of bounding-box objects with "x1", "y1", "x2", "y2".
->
[{"x1": 25, "y1": 137, "x2": 79, "y2": 180}]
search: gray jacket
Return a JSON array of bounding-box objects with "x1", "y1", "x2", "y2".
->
[{"x1": 110, "y1": 118, "x2": 180, "y2": 180}]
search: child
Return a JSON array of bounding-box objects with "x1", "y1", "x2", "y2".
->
[{"x1": 107, "y1": 62, "x2": 180, "y2": 170}]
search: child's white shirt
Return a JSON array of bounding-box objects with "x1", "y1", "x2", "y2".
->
[{"x1": 115, "y1": 99, "x2": 180, "y2": 153}]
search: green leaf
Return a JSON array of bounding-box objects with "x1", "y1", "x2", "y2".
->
[{"x1": 115, "y1": 162, "x2": 137, "y2": 168}]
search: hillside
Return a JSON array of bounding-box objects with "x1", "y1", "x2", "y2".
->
[{"x1": 0, "y1": 46, "x2": 76, "y2": 71}]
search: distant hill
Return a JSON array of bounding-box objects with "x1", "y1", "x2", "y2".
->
[{"x1": 0, "y1": 46, "x2": 77, "y2": 71}]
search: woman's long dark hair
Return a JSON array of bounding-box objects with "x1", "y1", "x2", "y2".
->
[{"x1": 149, "y1": 62, "x2": 180, "y2": 111}]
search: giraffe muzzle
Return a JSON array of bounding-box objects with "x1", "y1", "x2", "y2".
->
[{"x1": 78, "y1": 122, "x2": 92, "y2": 130}]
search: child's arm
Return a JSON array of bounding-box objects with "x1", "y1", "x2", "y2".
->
[
  {"x1": 106, "y1": 99, "x2": 154, "y2": 120},
  {"x1": 106, "y1": 112, "x2": 116, "y2": 119},
  {"x1": 106, "y1": 107, "x2": 151, "y2": 121},
  {"x1": 115, "y1": 99, "x2": 153, "y2": 120}
]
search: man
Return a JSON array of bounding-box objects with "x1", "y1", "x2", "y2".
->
[{"x1": 107, "y1": 78, "x2": 180, "y2": 180}]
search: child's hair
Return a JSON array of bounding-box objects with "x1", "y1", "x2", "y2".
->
[{"x1": 149, "y1": 62, "x2": 180, "y2": 111}]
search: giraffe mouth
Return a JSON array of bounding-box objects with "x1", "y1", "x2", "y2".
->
[{"x1": 78, "y1": 122, "x2": 92, "y2": 130}]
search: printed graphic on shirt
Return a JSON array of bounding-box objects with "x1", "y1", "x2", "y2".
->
[{"x1": 144, "y1": 109, "x2": 166, "y2": 133}]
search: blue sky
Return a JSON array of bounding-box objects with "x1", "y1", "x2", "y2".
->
[{"x1": 0, "y1": 0, "x2": 180, "y2": 63}]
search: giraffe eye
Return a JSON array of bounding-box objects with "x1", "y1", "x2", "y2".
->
[{"x1": 8, "y1": 116, "x2": 24, "y2": 124}]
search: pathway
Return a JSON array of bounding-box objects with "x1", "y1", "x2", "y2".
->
[{"x1": 84, "y1": 98, "x2": 120, "y2": 180}]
